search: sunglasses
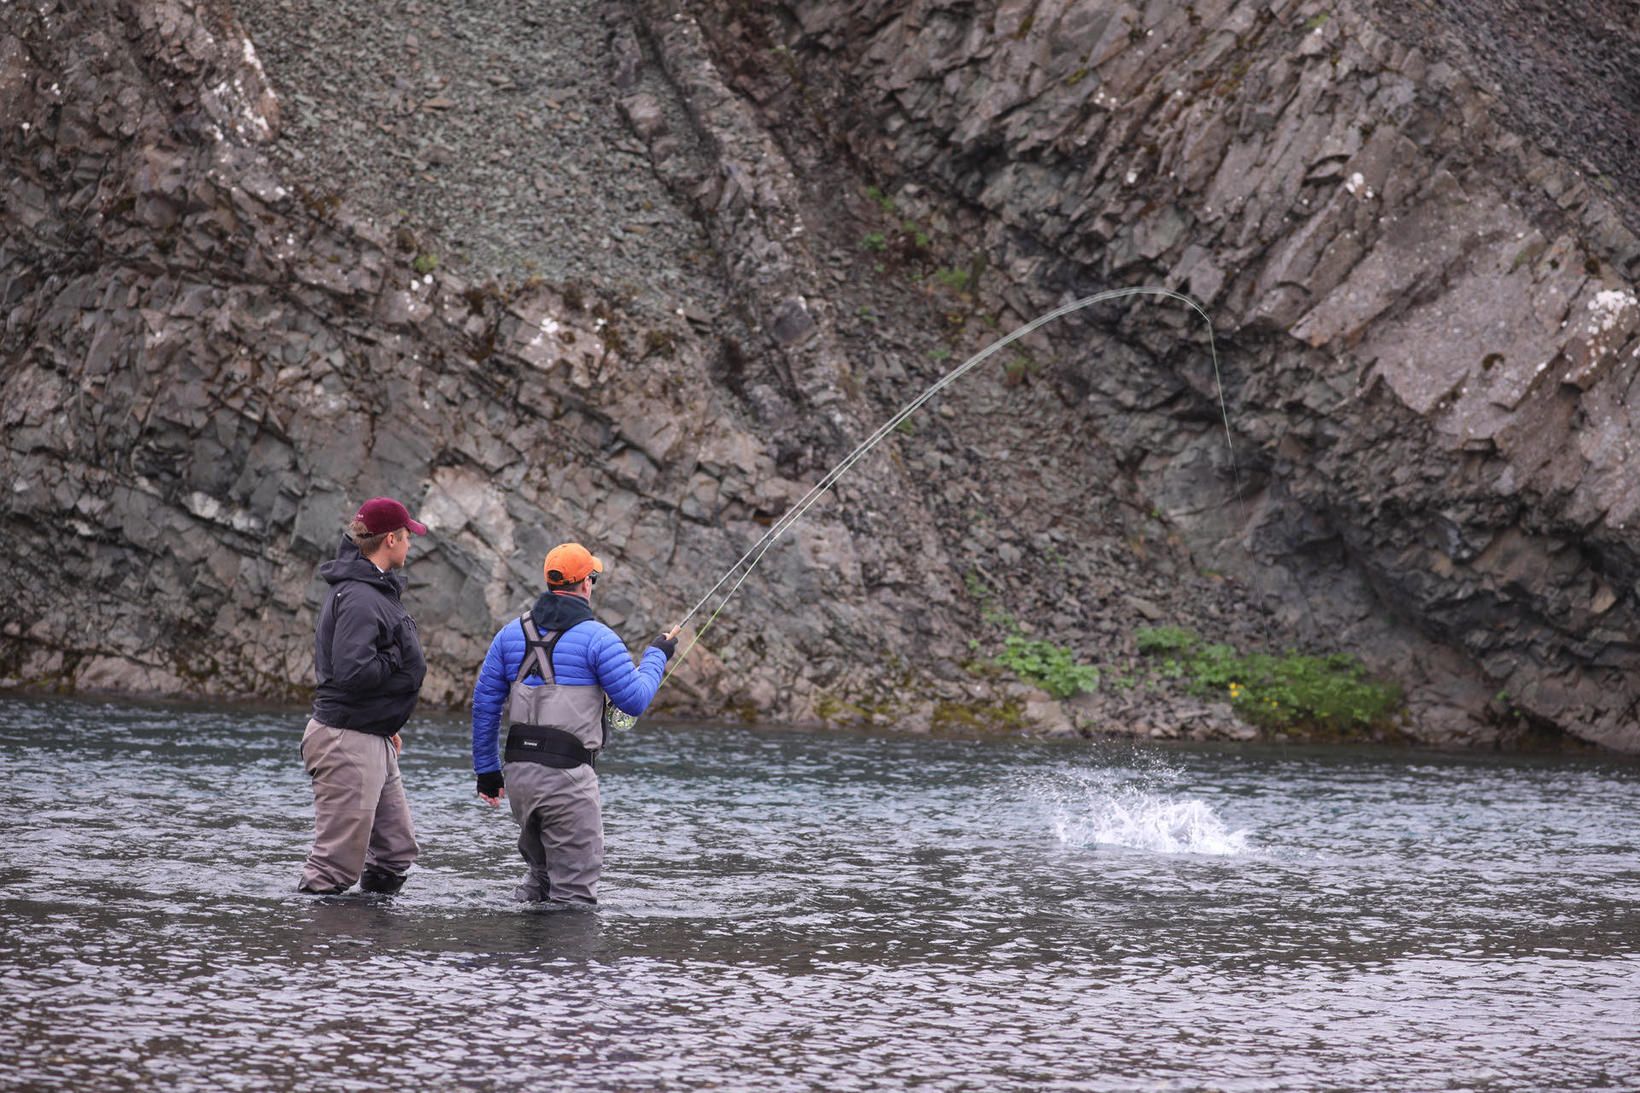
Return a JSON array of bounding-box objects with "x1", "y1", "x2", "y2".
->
[{"x1": 587, "y1": 571, "x2": 599, "y2": 586}]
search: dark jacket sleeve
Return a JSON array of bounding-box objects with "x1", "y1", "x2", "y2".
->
[{"x1": 326, "y1": 587, "x2": 399, "y2": 692}]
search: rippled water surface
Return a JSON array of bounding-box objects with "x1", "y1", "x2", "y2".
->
[{"x1": 2, "y1": 697, "x2": 1637, "y2": 1090}]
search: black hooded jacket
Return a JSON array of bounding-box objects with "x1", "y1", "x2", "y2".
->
[
  {"x1": 529, "y1": 588, "x2": 595, "y2": 634},
  {"x1": 311, "y1": 536, "x2": 426, "y2": 736}
]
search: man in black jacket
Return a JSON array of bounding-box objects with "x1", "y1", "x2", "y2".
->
[{"x1": 297, "y1": 496, "x2": 428, "y2": 895}]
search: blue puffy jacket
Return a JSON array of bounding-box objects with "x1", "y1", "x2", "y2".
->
[{"x1": 471, "y1": 591, "x2": 667, "y2": 774}]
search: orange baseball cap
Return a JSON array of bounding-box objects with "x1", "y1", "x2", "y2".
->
[{"x1": 543, "y1": 542, "x2": 604, "y2": 586}]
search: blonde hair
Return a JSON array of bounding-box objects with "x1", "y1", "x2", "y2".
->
[{"x1": 346, "y1": 518, "x2": 394, "y2": 557}]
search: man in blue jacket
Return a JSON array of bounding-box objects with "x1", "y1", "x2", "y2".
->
[
  {"x1": 298, "y1": 497, "x2": 428, "y2": 896},
  {"x1": 470, "y1": 541, "x2": 677, "y2": 904}
]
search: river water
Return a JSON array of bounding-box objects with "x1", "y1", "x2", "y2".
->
[{"x1": 1, "y1": 696, "x2": 1635, "y2": 1091}]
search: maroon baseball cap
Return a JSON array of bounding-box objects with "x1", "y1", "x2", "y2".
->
[{"x1": 356, "y1": 497, "x2": 427, "y2": 536}]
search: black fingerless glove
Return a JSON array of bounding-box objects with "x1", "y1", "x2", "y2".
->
[
  {"x1": 476, "y1": 770, "x2": 505, "y2": 798},
  {"x1": 651, "y1": 634, "x2": 678, "y2": 659}
]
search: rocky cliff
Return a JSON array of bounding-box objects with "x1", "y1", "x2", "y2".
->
[{"x1": 2, "y1": 0, "x2": 1637, "y2": 751}]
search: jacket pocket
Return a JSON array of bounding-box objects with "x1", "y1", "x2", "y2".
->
[{"x1": 395, "y1": 617, "x2": 427, "y2": 685}]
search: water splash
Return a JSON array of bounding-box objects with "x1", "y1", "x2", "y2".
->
[{"x1": 1031, "y1": 766, "x2": 1251, "y2": 857}]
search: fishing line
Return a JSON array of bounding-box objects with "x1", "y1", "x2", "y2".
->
[{"x1": 660, "y1": 285, "x2": 1232, "y2": 687}]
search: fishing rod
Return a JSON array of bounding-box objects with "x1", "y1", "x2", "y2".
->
[{"x1": 660, "y1": 285, "x2": 1230, "y2": 686}]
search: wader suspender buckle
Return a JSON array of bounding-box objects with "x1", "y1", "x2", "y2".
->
[{"x1": 505, "y1": 616, "x2": 597, "y2": 769}]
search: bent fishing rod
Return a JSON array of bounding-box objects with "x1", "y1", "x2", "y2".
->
[{"x1": 660, "y1": 285, "x2": 1230, "y2": 685}]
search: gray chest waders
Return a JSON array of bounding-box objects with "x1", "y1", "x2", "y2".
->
[{"x1": 504, "y1": 616, "x2": 608, "y2": 768}]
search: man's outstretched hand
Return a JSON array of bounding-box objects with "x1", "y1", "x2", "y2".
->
[{"x1": 652, "y1": 624, "x2": 681, "y2": 659}]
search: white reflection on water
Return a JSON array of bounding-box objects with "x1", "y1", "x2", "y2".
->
[{"x1": 1, "y1": 699, "x2": 1638, "y2": 1091}]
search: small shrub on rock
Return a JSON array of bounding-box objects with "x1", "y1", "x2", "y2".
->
[
  {"x1": 1135, "y1": 627, "x2": 1402, "y2": 734},
  {"x1": 995, "y1": 635, "x2": 1100, "y2": 699}
]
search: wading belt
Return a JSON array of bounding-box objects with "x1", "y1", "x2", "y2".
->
[
  {"x1": 503, "y1": 622, "x2": 596, "y2": 768},
  {"x1": 505, "y1": 723, "x2": 596, "y2": 768}
]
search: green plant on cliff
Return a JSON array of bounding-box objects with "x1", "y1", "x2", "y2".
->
[
  {"x1": 995, "y1": 634, "x2": 1100, "y2": 699},
  {"x1": 931, "y1": 696, "x2": 1028, "y2": 734},
  {"x1": 864, "y1": 184, "x2": 896, "y2": 214},
  {"x1": 932, "y1": 266, "x2": 972, "y2": 292},
  {"x1": 962, "y1": 571, "x2": 1098, "y2": 699},
  {"x1": 1134, "y1": 624, "x2": 1198, "y2": 662},
  {"x1": 1135, "y1": 626, "x2": 1401, "y2": 733},
  {"x1": 962, "y1": 569, "x2": 1014, "y2": 628},
  {"x1": 1002, "y1": 355, "x2": 1041, "y2": 385}
]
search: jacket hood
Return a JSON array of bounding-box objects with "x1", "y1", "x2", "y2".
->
[
  {"x1": 319, "y1": 535, "x2": 404, "y2": 596},
  {"x1": 530, "y1": 589, "x2": 595, "y2": 633}
]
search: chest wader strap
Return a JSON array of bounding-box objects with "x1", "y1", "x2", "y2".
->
[
  {"x1": 515, "y1": 618, "x2": 565, "y2": 686},
  {"x1": 506, "y1": 617, "x2": 596, "y2": 768}
]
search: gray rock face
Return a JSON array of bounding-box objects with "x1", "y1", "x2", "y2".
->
[
  {"x1": 683, "y1": 0, "x2": 1640, "y2": 750},
  {"x1": 2, "y1": 0, "x2": 1637, "y2": 751}
]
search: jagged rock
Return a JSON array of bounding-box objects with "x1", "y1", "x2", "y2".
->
[
  {"x1": 619, "y1": 93, "x2": 668, "y2": 141},
  {"x1": 768, "y1": 296, "x2": 817, "y2": 346}
]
